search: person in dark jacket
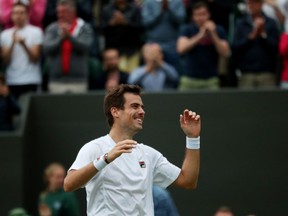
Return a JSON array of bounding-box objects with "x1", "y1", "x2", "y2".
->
[{"x1": 232, "y1": 0, "x2": 279, "y2": 88}]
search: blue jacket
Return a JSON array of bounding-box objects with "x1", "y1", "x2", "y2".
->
[{"x1": 142, "y1": 0, "x2": 185, "y2": 50}]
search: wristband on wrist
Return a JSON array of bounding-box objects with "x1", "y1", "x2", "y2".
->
[
  {"x1": 186, "y1": 136, "x2": 200, "y2": 149},
  {"x1": 93, "y1": 154, "x2": 108, "y2": 171}
]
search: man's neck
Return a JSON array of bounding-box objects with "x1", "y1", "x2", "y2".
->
[
  {"x1": 109, "y1": 127, "x2": 135, "y2": 143},
  {"x1": 14, "y1": 22, "x2": 26, "y2": 29}
]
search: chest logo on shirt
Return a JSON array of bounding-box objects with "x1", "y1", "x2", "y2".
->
[{"x1": 139, "y1": 161, "x2": 146, "y2": 168}]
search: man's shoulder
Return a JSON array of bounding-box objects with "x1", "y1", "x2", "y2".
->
[
  {"x1": 82, "y1": 135, "x2": 110, "y2": 149},
  {"x1": 1, "y1": 27, "x2": 14, "y2": 37},
  {"x1": 180, "y1": 23, "x2": 198, "y2": 35},
  {"x1": 25, "y1": 25, "x2": 43, "y2": 35},
  {"x1": 45, "y1": 22, "x2": 59, "y2": 32}
]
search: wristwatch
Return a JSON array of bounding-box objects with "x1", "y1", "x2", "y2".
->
[{"x1": 104, "y1": 153, "x2": 110, "y2": 164}]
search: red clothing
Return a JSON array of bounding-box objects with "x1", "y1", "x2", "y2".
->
[
  {"x1": 61, "y1": 19, "x2": 77, "y2": 74},
  {"x1": 279, "y1": 33, "x2": 288, "y2": 82}
]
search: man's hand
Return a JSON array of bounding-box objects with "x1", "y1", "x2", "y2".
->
[
  {"x1": 13, "y1": 30, "x2": 24, "y2": 43},
  {"x1": 59, "y1": 22, "x2": 71, "y2": 39},
  {"x1": 39, "y1": 203, "x2": 52, "y2": 216},
  {"x1": 107, "y1": 139, "x2": 137, "y2": 163},
  {"x1": 180, "y1": 109, "x2": 201, "y2": 138},
  {"x1": 110, "y1": 11, "x2": 127, "y2": 25},
  {"x1": 204, "y1": 20, "x2": 216, "y2": 33},
  {"x1": 0, "y1": 85, "x2": 9, "y2": 97}
]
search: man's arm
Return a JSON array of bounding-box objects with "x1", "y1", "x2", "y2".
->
[
  {"x1": 177, "y1": 28, "x2": 206, "y2": 54},
  {"x1": 1, "y1": 43, "x2": 15, "y2": 65},
  {"x1": 19, "y1": 41, "x2": 42, "y2": 63},
  {"x1": 64, "y1": 163, "x2": 98, "y2": 192},
  {"x1": 64, "y1": 139, "x2": 137, "y2": 192},
  {"x1": 205, "y1": 21, "x2": 230, "y2": 57},
  {"x1": 173, "y1": 109, "x2": 200, "y2": 189}
]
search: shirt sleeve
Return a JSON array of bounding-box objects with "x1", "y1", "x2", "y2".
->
[
  {"x1": 32, "y1": 28, "x2": 44, "y2": 45},
  {"x1": 151, "y1": 148, "x2": 181, "y2": 188},
  {"x1": 69, "y1": 142, "x2": 100, "y2": 171}
]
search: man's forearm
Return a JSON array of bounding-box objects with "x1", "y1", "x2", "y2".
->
[
  {"x1": 179, "y1": 149, "x2": 200, "y2": 189},
  {"x1": 2, "y1": 42, "x2": 15, "y2": 65},
  {"x1": 21, "y1": 43, "x2": 41, "y2": 63},
  {"x1": 177, "y1": 35, "x2": 202, "y2": 54},
  {"x1": 210, "y1": 31, "x2": 230, "y2": 57}
]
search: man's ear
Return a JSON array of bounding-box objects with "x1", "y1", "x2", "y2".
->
[{"x1": 110, "y1": 107, "x2": 119, "y2": 118}]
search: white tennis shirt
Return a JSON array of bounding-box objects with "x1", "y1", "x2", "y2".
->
[{"x1": 69, "y1": 134, "x2": 181, "y2": 216}]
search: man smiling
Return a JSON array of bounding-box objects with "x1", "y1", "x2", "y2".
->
[{"x1": 64, "y1": 84, "x2": 201, "y2": 216}]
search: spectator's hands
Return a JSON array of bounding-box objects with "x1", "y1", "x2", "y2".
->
[
  {"x1": 254, "y1": 17, "x2": 265, "y2": 32},
  {"x1": 197, "y1": 26, "x2": 207, "y2": 40},
  {"x1": 144, "y1": 44, "x2": 163, "y2": 72},
  {"x1": 13, "y1": 30, "x2": 25, "y2": 44},
  {"x1": 248, "y1": 17, "x2": 265, "y2": 39},
  {"x1": 180, "y1": 109, "x2": 201, "y2": 138},
  {"x1": 204, "y1": 20, "x2": 216, "y2": 33},
  {"x1": 39, "y1": 203, "x2": 52, "y2": 216},
  {"x1": 107, "y1": 139, "x2": 137, "y2": 162},
  {"x1": 0, "y1": 85, "x2": 9, "y2": 97},
  {"x1": 59, "y1": 22, "x2": 70, "y2": 39},
  {"x1": 110, "y1": 11, "x2": 128, "y2": 25},
  {"x1": 105, "y1": 73, "x2": 120, "y2": 91}
]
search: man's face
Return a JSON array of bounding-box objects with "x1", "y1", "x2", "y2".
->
[
  {"x1": 247, "y1": 0, "x2": 263, "y2": 16},
  {"x1": 12, "y1": 5, "x2": 28, "y2": 27},
  {"x1": 192, "y1": 7, "x2": 210, "y2": 27},
  {"x1": 103, "y1": 50, "x2": 120, "y2": 71},
  {"x1": 48, "y1": 167, "x2": 65, "y2": 190},
  {"x1": 116, "y1": 93, "x2": 145, "y2": 133},
  {"x1": 215, "y1": 213, "x2": 233, "y2": 216},
  {"x1": 57, "y1": 4, "x2": 74, "y2": 23}
]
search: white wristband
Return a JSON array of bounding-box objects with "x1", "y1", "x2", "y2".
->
[
  {"x1": 93, "y1": 155, "x2": 108, "y2": 171},
  {"x1": 186, "y1": 136, "x2": 200, "y2": 149}
]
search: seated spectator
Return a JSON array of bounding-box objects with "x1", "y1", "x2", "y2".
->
[
  {"x1": 43, "y1": 0, "x2": 93, "y2": 94},
  {"x1": 93, "y1": 48, "x2": 129, "y2": 91},
  {"x1": 101, "y1": 0, "x2": 143, "y2": 73},
  {"x1": 141, "y1": 0, "x2": 186, "y2": 75},
  {"x1": 214, "y1": 206, "x2": 234, "y2": 216},
  {"x1": 128, "y1": 43, "x2": 179, "y2": 91},
  {"x1": 38, "y1": 162, "x2": 80, "y2": 216},
  {"x1": 177, "y1": 1, "x2": 230, "y2": 90},
  {"x1": 279, "y1": 32, "x2": 288, "y2": 89},
  {"x1": 233, "y1": 0, "x2": 279, "y2": 88},
  {"x1": 0, "y1": 74, "x2": 21, "y2": 132},
  {"x1": 0, "y1": 2, "x2": 43, "y2": 99},
  {"x1": 153, "y1": 185, "x2": 180, "y2": 216},
  {"x1": 0, "y1": 0, "x2": 47, "y2": 29}
]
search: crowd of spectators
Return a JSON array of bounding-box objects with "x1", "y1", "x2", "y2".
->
[{"x1": 1, "y1": 0, "x2": 288, "y2": 131}]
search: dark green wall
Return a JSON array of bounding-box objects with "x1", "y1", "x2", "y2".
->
[{"x1": 1, "y1": 90, "x2": 288, "y2": 216}]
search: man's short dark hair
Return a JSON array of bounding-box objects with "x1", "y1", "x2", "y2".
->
[
  {"x1": 12, "y1": 2, "x2": 29, "y2": 12},
  {"x1": 104, "y1": 84, "x2": 142, "y2": 127},
  {"x1": 57, "y1": 0, "x2": 76, "y2": 8},
  {"x1": 192, "y1": 1, "x2": 210, "y2": 13}
]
